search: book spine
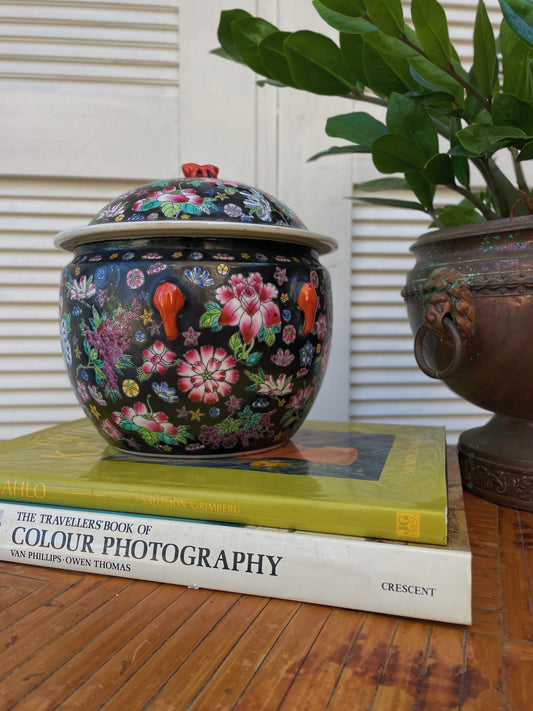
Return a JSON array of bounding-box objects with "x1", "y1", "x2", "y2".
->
[
  {"x1": 0, "y1": 501, "x2": 471, "y2": 625},
  {"x1": 0, "y1": 477, "x2": 446, "y2": 545}
]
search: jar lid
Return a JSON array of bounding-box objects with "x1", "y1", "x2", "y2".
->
[{"x1": 54, "y1": 163, "x2": 337, "y2": 255}]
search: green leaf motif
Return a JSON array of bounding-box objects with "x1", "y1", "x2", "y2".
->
[
  {"x1": 411, "y1": 0, "x2": 452, "y2": 68},
  {"x1": 161, "y1": 202, "x2": 181, "y2": 218},
  {"x1": 199, "y1": 302, "x2": 221, "y2": 330}
]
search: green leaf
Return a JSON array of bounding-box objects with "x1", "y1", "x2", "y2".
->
[
  {"x1": 371, "y1": 133, "x2": 427, "y2": 173},
  {"x1": 492, "y1": 93, "x2": 533, "y2": 135},
  {"x1": 386, "y1": 93, "x2": 439, "y2": 159},
  {"x1": 326, "y1": 112, "x2": 388, "y2": 147},
  {"x1": 366, "y1": 0, "x2": 404, "y2": 36},
  {"x1": 408, "y1": 55, "x2": 463, "y2": 98},
  {"x1": 351, "y1": 195, "x2": 427, "y2": 211},
  {"x1": 499, "y1": 0, "x2": 533, "y2": 50},
  {"x1": 312, "y1": 0, "x2": 367, "y2": 33},
  {"x1": 284, "y1": 30, "x2": 354, "y2": 94},
  {"x1": 308, "y1": 145, "x2": 370, "y2": 161},
  {"x1": 405, "y1": 170, "x2": 435, "y2": 209},
  {"x1": 258, "y1": 31, "x2": 297, "y2": 86},
  {"x1": 456, "y1": 123, "x2": 528, "y2": 154},
  {"x1": 231, "y1": 17, "x2": 278, "y2": 77},
  {"x1": 217, "y1": 9, "x2": 253, "y2": 62},
  {"x1": 473, "y1": 0, "x2": 497, "y2": 97},
  {"x1": 432, "y1": 204, "x2": 485, "y2": 227},
  {"x1": 356, "y1": 177, "x2": 410, "y2": 191},
  {"x1": 411, "y1": 0, "x2": 452, "y2": 68},
  {"x1": 500, "y1": 19, "x2": 533, "y2": 101},
  {"x1": 361, "y1": 42, "x2": 413, "y2": 95},
  {"x1": 423, "y1": 154, "x2": 456, "y2": 186},
  {"x1": 517, "y1": 138, "x2": 533, "y2": 160},
  {"x1": 339, "y1": 33, "x2": 367, "y2": 86}
]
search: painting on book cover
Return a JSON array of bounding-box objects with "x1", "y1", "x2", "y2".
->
[{"x1": 108, "y1": 428, "x2": 396, "y2": 481}]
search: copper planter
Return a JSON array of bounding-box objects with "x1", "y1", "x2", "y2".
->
[{"x1": 402, "y1": 216, "x2": 533, "y2": 510}]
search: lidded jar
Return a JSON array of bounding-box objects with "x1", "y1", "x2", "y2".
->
[{"x1": 54, "y1": 164, "x2": 337, "y2": 457}]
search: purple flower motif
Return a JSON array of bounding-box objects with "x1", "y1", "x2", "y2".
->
[
  {"x1": 274, "y1": 267, "x2": 288, "y2": 286},
  {"x1": 182, "y1": 326, "x2": 200, "y2": 346}
]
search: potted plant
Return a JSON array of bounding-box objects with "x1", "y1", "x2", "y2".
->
[{"x1": 214, "y1": 0, "x2": 533, "y2": 510}]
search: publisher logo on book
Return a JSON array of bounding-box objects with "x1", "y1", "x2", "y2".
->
[{"x1": 396, "y1": 513, "x2": 421, "y2": 539}]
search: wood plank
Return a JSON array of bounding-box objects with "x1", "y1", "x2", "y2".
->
[
  {"x1": 229, "y1": 604, "x2": 332, "y2": 711},
  {"x1": 461, "y1": 632, "x2": 503, "y2": 711},
  {"x1": 0, "y1": 574, "x2": 131, "y2": 679},
  {"x1": 139, "y1": 594, "x2": 271, "y2": 710},
  {"x1": 416, "y1": 625, "x2": 466, "y2": 709},
  {"x1": 8, "y1": 584, "x2": 188, "y2": 711},
  {"x1": 55, "y1": 587, "x2": 212, "y2": 710},
  {"x1": 1, "y1": 579, "x2": 151, "y2": 705},
  {"x1": 278, "y1": 608, "x2": 367, "y2": 711},
  {"x1": 325, "y1": 614, "x2": 398, "y2": 711},
  {"x1": 370, "y1": 619, "x2": 432, "y2": 710},
  {"x1": 500, "y1": 507, "x2": 533, "y2": 643},
  {"x1": 101, "y1": 591, "x2": 242, "y2": 710},
  {"x1": 180, "y1": 598, "x2": 301, "y2": 711}
]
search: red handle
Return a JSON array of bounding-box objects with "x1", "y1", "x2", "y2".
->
[
  {"x1": 153, "y1": 282, "x2": 185, "y2": 341},
  {"x1": 297, "y1": 282, "x2": 318, "y2": 336}
]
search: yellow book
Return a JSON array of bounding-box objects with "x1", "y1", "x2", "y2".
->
[{"x1": 0, "y1": 418, "x2": 447, "y2": 544}]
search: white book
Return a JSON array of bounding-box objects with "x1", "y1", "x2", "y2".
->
[{"x1": 0, "y1": 487, "x2": 471, "y2": 625}]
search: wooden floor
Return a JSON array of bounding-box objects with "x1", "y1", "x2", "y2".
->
[{"x1": 1, "y1": 460, "x2": 533, "y2": 709}]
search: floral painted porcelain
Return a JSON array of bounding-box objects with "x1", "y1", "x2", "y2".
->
[{"x1": 55, "y1": 164, "x2": 337, "y2": 457}]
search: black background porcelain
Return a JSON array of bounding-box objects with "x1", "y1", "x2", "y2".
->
[{"x1": 55, "y1": 165, "x2": 335, "y2": 457}]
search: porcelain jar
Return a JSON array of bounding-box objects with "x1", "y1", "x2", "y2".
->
[{"x1": 54, "y1": 164, "x2": 337, "y2": 457}]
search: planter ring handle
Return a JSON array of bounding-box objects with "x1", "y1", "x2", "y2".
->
[{"x1": 414, "y1": 314, "x2": 464, "y2": 379}]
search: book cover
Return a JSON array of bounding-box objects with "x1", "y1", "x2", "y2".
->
[
  {"x1": 0, "y1": 418, "x2": 447, "y2": 544},
  {"x1": 0, "y1": 463, "x2": 470, "y2": 625}
]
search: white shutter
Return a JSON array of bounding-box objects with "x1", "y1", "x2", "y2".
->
[{"x1": 0, "y1": 0, "x2": 180, "y2": 439}]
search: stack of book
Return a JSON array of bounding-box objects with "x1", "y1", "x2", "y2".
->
[{"x1": 0, "y1": 419, "x2": 471, "y2": 625}]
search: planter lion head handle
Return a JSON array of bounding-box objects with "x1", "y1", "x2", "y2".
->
[{"x1": 414, "y1": 269, "x2": 475, "y2": 379}]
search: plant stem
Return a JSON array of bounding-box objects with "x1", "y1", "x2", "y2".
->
[
  {"x1": 510, "y1": 147, "x2": 530, "y2": 194},
  {"x1": 452, "y1": 184, "x2": 497, "y2": 219}
]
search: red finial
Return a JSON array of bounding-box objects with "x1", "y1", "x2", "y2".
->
[{"x1": 182, "y1": 163, "x2": 219, "y2": 179}]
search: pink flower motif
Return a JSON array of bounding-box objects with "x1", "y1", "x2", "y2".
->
[
  {"x1": 271, "y1": 348, "x2": 295, "y2": 367},
  {"x1": 114, "y1": 402, "x2": 178, "y2": 435},
  {"x1": 257, "y1": 374, "x2": 293, "y2": 397},
  {"x1": 289, "y1": 385, "x2": 314, "y2": 410},
  {"x1": 216, "y1": 272, "x2": 281, "y2": 344},
  {"x1": 310, "y1": 270, "x2": 319, "y2": 289},
  {"x1": 177, "y1": 346, "x2": 238, "y2": 404},
  {"x1": 127, "y1": 268, "x2": 144, "y2": 289},
  {"x1": 141, "y1": 341, "x2": 176, "y2": 374},
  {"x1": 282, "y1": 324, "x2": 296, "y2": 344},
  {"x1": 315, "y1": 313, "x2": 328, "y2": 340},
  {"x1": 101, "y1": 418, "x2": 121, "y2": 440}
]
